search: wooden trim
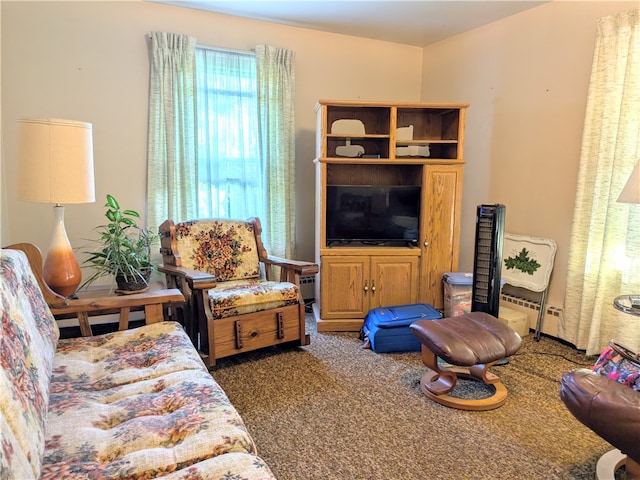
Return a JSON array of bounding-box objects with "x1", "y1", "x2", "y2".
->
[{"x1": 4, "y1": 243, "x2": 68, "y2": 308}]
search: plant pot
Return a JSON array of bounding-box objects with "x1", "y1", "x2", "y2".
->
[{"x1": 115, "y1": 270, "x2": 151, "y2": 293}]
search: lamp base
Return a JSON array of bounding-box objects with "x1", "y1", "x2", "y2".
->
[{"x1": 42, "y1": 205, "x2": 82, "y2": 298}]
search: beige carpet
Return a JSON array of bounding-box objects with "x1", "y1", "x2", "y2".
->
[{"x1": 211, "y1": 315, "x2": 616, "y2": 480}]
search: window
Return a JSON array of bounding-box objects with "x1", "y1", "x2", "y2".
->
[
  {"x1": 194, "y1": 47, "x2": 265, "y2": 221},
  {"x1": 147, "y1": 34, "x2": 295, "y2": 257}
]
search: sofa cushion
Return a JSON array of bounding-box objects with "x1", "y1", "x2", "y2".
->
[
  {"x1": 0, "y1": 249, "x2": 59, "y2": 478},
  {"x1": 41, "y1": 321, "x2": 268, "y2": 479},
  {"x1": 157, "y1": 452, "x2": 275, "y2": 480}
]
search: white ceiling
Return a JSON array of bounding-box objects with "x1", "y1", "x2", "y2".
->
[{"x1": 152, "y1": 0, "x2": 550, "y2": 47}]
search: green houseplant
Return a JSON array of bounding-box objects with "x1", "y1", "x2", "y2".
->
[{"x1": 82, "y1": 194, "x2": 158, "y2": 292}]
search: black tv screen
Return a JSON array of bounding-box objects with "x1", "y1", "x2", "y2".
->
[{"x1": 326, "y1": 185, "x2": 421, "y2": 245}]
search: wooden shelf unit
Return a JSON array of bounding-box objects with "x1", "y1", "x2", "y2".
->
[{"x1": 314, "y1": 100, "x2": 467, "y2": 332}]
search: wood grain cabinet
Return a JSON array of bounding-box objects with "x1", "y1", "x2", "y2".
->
[
  {"x1": 314, "y1": 100, "x2": 467, "y2": 331},
  {"x1": 320, "y1": 253, "x2": 420, "y2": 327}
]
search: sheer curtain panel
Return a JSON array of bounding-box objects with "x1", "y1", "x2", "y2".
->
[
  {"x1": 255, "y1": 45, "x2": 296, "y2": 259},
  {"x1": 146, "y1": 32, "x2": 198, "y2": 233},
  {"x1": 195, "y1": 48, "x2": 263, "y2": 221},
  {"x1": 561, "y1": 9, "x2": 640, "y2": 355}
]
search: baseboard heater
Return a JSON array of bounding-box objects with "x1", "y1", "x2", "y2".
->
[{"x1": 501, "y1": 292, "x2": 563, "y2": 334}]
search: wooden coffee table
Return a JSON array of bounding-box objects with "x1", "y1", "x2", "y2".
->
[{"x1": 50, "y1": 282, "x2": 185, "y2": 337}]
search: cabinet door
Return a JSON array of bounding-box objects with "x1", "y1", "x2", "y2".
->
[
  {"x1": 320, "y1": 256, "x2": 369, "y2": 319},
  {"x1": 370, "y1": 256, "x2": 419, "y2": 309},
  {"x1": 421, "y1": 165, "x2": 463, "y2": 309}
]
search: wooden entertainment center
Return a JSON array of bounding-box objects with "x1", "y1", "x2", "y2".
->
[{"x1": 314, "y1": 100, "x2": 467, "y2": 332}]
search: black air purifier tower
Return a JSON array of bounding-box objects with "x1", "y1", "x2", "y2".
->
[{"x1": 471, "y1": 204, "x2": 506, "y2": 317}]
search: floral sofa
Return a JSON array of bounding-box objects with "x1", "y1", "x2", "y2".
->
[{"x1": 0, "y1": 248, "x2": 277, "y2": 479}]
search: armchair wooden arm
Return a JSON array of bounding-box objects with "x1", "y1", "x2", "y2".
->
[
  {"x1": 157, "y1": 263, "x2": 216, "y2": 351},
  {"x1": 263, "y1": 255, "x2": 319, "y2": 284},
  {"x1": 250, "y1": 217, "x2": 318, "y2": 281},
  {"x1": 158, "y1": 264, "x2": 217, "y2": 290},
  {"x1": 264, "y1": 256, "x2": 319, "y2": 275}
]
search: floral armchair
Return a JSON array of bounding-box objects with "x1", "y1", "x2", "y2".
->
[{"x1": 158, "y1": 217, "x2": 318, "y2": 368}]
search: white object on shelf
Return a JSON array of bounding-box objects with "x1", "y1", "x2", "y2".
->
[
  {"x1": 336, "y1": 145, "x2": 365, "y2": 157},
  {"x1": 396, "y1": 145, "x2": 430, "y2": 157},
  {"x1": 336, "y1": 139, "x2": 365, "y2": 157},
  {"x1": 396, "y1": 125, "x2": 414, "y2": 141},
  {"x1": 331, "y1": 119, "x2": 365, "y2": 135}
]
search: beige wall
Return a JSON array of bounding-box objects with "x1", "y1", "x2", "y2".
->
[
  {"x1": 421, "y1": 1, "x2": 637, "y2": 314},
  {"x1": 2, "y1": 0, "x2": 637, "y2": 327},
  {"x1": 0, "y1": 0, "x2": 422, "y2": 269}
]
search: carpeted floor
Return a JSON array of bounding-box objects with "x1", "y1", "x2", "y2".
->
[{"x1": 211, "y1": 315, "x2": 616, "y2": 480}]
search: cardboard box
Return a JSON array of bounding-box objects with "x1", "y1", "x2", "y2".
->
[{"x1": 499, "y1": 306, "x2": 529, "y2": 337}]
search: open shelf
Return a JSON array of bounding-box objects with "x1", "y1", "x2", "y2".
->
[{"x1": 314, "y1": 100, "x2": 468, "y2": 331}]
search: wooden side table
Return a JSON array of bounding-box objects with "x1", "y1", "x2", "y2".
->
[
  {"x1": 5, "y1": 243, "x2": 186, "y2": 337},
  {"x1": 614, "y1": 295, "x2": 640, "y2": 317},
  {"x1": 50, "y1": 283, "x2": 185, "y2": 337}
]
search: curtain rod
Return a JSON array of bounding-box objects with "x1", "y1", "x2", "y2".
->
[
  {"x1": 147, "y1": 32, "x2": 254, "y2": 56},
  {"x1": 196, "y1": 44, "x2": 255, "y2": 56}
]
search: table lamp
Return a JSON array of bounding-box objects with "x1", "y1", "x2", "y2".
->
[
  {"x1": 17, "y1": 117, "x2": 95, "y2": 298},
  {"x1": 616, "y1": 160, "x2": 640, "y2": 311}
]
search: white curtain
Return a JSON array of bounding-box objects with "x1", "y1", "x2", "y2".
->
[
  {"x1": 147, "y1": 39, "x2": 296, "y2": 259},
  {"x1": 255, "y1": 45, "x2": 296, "y2": 259},
  {"x1": 146, "y1": 32, "x2": 198, "y2": 233},
  {"x1": 561, "y1": 9, "x2": 640, "y2": 355},
  {"x1": 195, "y1": 48, "x2": 262, "y2": 221}
]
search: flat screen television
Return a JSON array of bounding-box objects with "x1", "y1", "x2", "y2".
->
[{"x1": 326, "y1": 185, "x2": 421, "y2": 246}]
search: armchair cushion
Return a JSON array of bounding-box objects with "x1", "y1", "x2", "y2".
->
[
  {"x1": 171, "y1": 218, "x2": 301, "y2": 319},
  {"x1": 174, "y1": 220, "x2": 261, "y2": 281},
  {"x1": 208, "y1": 279, "x2": 299, "y2": 319}
]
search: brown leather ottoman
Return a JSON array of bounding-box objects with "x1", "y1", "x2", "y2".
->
[{"x1": 410, "y1": 312, "x2": 522, "y2": 410}]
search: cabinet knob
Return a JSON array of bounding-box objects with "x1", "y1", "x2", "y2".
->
[
  {"x1": 363, "y1": 280, "x2": 368, "y2": 293},
  {"x1": 424, "y1": 240, "x2": 429, "y2": 248},
  {"x1": 371, "y1": 280, "x2": 376, "y2": 295}
]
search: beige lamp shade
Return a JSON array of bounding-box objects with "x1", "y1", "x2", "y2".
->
[
  {"x1": 618, "y1": 161, "x2": 640, "y2": 204},
  {"x1": 16, "y1": 116, "x2": 95, "y2": 297},
  {"x1": 17, "y1": 117, "x2": 95, "y2": 204}
]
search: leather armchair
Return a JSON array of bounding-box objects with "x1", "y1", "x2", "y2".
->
[{"x1": 560, "y1": 368, "x2": 640, "y2": 479}]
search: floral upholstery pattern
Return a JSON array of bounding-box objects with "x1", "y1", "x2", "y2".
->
[
  {"x1": 208, "y1": 279, "x2": 299, "y2": 319},
  {"x1": 175, "y1": 220, "x2": 261, "y2": 281},
  {"x1": 1, "y1": 249, "x2": 59, "y2": 479},
  {"x1": 0, "y1": 249, "x2": 277, "y2": 480},
  {"x1": 173, "y1": 219, "x2": 300, "y2": 320}
]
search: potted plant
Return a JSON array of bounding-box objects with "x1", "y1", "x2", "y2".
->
[{"x1": 81, "y1": 194, "x2": 158, "y2": 292}]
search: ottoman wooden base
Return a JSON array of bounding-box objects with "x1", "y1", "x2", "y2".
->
[
  {"x1": 418, "y1": 347, "x2": 508, "y2": 411},
  {"x1": 410, "y1": 312, "x2": 522, "y2": 411}
]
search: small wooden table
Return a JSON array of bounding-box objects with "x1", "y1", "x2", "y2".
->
[{"x1": 50, "y1": 283, "x2": 185, "y2": 337}]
